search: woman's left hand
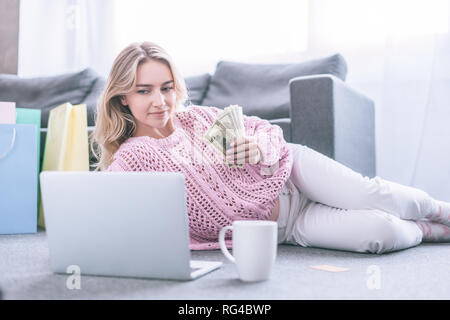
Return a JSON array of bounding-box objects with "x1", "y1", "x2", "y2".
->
[{"x1": 226, "y1": 136, "x2": 262, "y2": 165}]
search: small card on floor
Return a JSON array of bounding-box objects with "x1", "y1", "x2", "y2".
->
[{"x1": 310, "y1": 265, "x2": 350, "y2": 272}]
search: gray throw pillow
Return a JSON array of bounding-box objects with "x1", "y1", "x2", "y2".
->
[
  {"x1": 202, "y1": 53, "x2": 347, "y2": 120},
  {"x1": 0, "y1": 68, "x2": 99, "y2": 128},
  {"x1": 184, "y1": 73, "x2": 211, "y2": 106}
]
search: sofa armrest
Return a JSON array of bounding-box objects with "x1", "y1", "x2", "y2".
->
[{"x1": 289, "y1": 74, "x2": 376, "y2": 177}]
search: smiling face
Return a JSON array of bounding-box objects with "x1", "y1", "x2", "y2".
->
[{"x1": 120, "y1": 59, "x2": 177, "y2": 138}]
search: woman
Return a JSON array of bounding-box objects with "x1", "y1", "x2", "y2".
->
[{"x1": 91, "y1": 41, "x2": 450, "y2": 254}]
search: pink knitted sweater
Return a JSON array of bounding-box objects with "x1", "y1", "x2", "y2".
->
[{"x1": 107, "y1": 105, "x2": 293, "y2": 250}]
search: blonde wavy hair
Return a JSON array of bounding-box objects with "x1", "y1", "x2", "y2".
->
[{"x1": 90, "y1": 41, "x2": 189, "y2": 171}]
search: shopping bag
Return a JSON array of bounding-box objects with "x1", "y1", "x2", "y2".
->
[
  {"x1": 16, "y1": 108, "x2": 42, "y2": 171},
  {"x1": 38, "y1": 103, "x2": 89, "y2": 228},
  {"x1": 16, "y1": 108, "x2": 42, "y2": 226},
  {"x1": 0, "y1": 124, "x2": 38, "y2": 234},
  {"x1": 0, "y1": 101, "x2": 16, "y2": 124}
]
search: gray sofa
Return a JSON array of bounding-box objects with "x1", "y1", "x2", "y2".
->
[
  {"x1": 186, "y1": 54, "x2": 375, "y2": 177},
  {"x1": 0, "y1": 53, "x2": 376, "y2": 177}
]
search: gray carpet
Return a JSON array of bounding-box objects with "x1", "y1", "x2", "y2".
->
[{"x1": 0, "y1": 230, "x2": 449, "y2": 300}]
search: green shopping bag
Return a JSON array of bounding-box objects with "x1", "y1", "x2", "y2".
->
[{"x1": 16, "y1": 108, "x2": 41, "y2": 171}]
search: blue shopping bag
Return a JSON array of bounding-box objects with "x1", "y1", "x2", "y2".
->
[{"x1": 0, "y1": 124, "x2": 38, "y2": 234}]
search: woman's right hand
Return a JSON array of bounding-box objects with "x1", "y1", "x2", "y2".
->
[{"x1": 225, "y1": 135, "x2": 262, "y2": 165}]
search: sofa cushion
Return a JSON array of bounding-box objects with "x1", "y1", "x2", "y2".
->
[
  {"x1": 0, "y1": 68, "x2": 99, "y2": 128},
  {"x1": 202, "y1": 53, "x2": 347, "y2": 120},
  {"x1": 184, "y1": 73, "x2": 211, "y2": 106}
]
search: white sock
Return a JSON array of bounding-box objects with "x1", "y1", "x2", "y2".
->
[
  {"x1": 425, "y1": 200, "x2": 450, "y2": 227},
  {"x1": 415, "y1": 220, "x2": 450, "y2": 242}
]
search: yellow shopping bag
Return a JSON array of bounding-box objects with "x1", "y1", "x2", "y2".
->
[{"x1": 38, "y1": 103, "x2": 89, "y2": 228}]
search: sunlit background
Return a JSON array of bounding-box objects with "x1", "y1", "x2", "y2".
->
[{"x1": 15, "y1": 0, "x2": 450, "y2": 200}]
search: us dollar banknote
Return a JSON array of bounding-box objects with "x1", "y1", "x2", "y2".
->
[{"x1": 204, "y1": 105, "x2": 245, "y2": 168}]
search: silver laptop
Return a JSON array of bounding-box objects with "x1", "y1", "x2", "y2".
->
[{"x1": 39, "y1": 171, "x2": 222, "y2": 280}]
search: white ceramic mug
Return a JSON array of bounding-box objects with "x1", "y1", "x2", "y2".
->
[{"x1": 219, "y1": 220, "x2": 277, "y2": 282}]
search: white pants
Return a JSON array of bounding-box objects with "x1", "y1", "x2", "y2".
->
[{"x1": 276, "y1": 143, "x2": 434, "y2": 254}]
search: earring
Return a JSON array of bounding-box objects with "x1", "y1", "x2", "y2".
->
[{"x1": 120, "y1": 95, "x2": 128, "y2": 107}]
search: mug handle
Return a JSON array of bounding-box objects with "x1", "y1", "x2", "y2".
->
[{"x1": 219, "y1": 226, "x2": 235, "y2": 263}]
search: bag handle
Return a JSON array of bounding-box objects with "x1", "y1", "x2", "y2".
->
[{"x1": 0, "y1": 128, "x2": 16, "y2": 160}]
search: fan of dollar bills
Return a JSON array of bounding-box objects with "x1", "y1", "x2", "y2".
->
[{"x1": 204, "y1": 105, "x2": 246, "y2": 168}]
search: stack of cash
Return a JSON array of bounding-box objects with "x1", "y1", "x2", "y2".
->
[{"x1": 204, "y1": 105, "x2": 245, "y2": 167}]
